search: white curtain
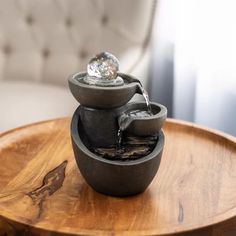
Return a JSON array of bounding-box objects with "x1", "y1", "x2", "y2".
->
[{"x1": 150, "y1": 0, "x2": 236, "y2": 136}]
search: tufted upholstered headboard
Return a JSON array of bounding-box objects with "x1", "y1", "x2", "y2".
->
[{"x1": 0, "y1": 0, "x2": 155, "y2": 87}]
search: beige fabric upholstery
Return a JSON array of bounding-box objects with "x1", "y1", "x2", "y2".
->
[
  {"x1": 0, "y1": 81, "x2": 77, "y2": 131},
  {"x1": 0, "y1": 0, "x2": 155, "y2": 131},
  {"x1": 0, "y1": 0, "x2": 154, "y2": 86}
]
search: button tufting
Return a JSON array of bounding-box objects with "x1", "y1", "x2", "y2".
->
[
  {"x1": 26, "y1": 15, "x2": 34, "y2": 25},
  {"x1": 79, "y1": 50, "x2": 88, "y2": 59},
  {"x1": 65, "y1": 18, "x2": 72, "y2": 27},
  {"x1": 42, "y1": 48, "x2": 50, "y2": 58},
  {"x1": 3, "y1": 45, "x2": 12, "y2": 55},
  {"x1": 101, "y1": 15, "x2": 109, "y2": 25}
]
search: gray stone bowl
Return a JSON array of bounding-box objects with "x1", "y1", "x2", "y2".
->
[
  {"x1": 68, "y1": 72, "x2": 142, "y2": 109},
  {"x1": 71, "y1": 107, "x2": 165, "y2": 197},
  {"x1": 119, "y1": 102, "x2": 167, "y2": 136}
]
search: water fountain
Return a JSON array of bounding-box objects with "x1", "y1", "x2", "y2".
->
[{"x1": 69, "y1": 52, "x2": 167, "y2": 197}]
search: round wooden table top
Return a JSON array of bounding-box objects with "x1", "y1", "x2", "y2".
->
[{"x1": 0, "y1": 118, "x2": 236, "y2": 236}]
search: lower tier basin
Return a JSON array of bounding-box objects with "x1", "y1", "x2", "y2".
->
[{"x1": 71, "y1": 107, "x2": 165, "y2": 197}]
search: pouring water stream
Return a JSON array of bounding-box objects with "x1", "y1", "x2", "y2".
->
[{"x1": 116, "y1": 83, "x2": 153, "y2": 149}]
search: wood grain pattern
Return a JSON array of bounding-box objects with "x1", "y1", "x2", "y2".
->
[{"x1": 0, "y1": 118, "x2": 236, "y2": 236}]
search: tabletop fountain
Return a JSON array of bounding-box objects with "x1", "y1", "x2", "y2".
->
[{"x1": 69, "y1": 52, "x2": 167, "y2": 197}]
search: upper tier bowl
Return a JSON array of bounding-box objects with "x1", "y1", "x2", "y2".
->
[{"x1": 68, "y1": 72, "x2": 142, "y2": 109}]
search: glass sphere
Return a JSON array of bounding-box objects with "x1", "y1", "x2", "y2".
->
[
  {"x1": 84, "y1": 52, "x2": 124, "y2": 86},
  {"x1": 87, "y1": 52, "x2": 119, "y2": 80}
]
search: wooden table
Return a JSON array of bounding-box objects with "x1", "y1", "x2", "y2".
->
[{"x1": 0, "y1": 118, "x2": 236, "y2": 236}]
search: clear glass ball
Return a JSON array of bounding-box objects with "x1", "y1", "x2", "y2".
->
[
  {"x1": 84, "y1": 52, "x2": 124, "y2": 86},
  {"x1": 87, "y1": 52, "x2": 119, "y2": 80}
]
